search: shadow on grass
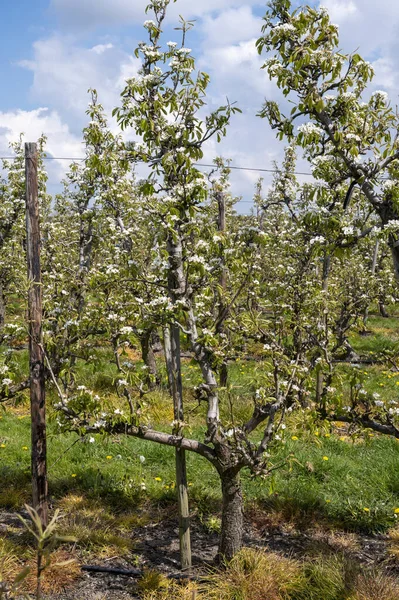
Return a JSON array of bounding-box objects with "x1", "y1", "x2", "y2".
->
[{"x1": 251, "y1": 493, "x2": 392, "y2": 535}]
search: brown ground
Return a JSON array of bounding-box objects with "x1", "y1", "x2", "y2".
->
[{"x1": 2, "y1": 507, "x2": 398, "y2": 600}]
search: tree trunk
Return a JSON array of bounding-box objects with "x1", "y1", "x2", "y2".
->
[
  {"x1": 363, "y1": 241, "x2": 380, "y2": 330},
  {"x1": 379, "y1": 302, "x2": 389, "y2": 318},
  {"x1": 0, "y1": 280, "x2": 5, "y2": 333},
  {"x1": 151, "y1": 329, "x2": 163, "y2": 353},
  {"x1": 163, "y1": 326, "x2": 173, "y2": 396},
  {"x1": 316, "y1": 370, "x2": 324, "y2": 407},
  {"x1": 220, "y1": 362, "x2": 228, "y2": 388},
  {"x1": 218, "y1": 470, "x2": 243, "y2": 562},
  {"x1": 390, "y1": 236, "x2": 399, "y2": 283},
  {"x1": 140, "y1": 329, "x2": 158, "y2": 390}
]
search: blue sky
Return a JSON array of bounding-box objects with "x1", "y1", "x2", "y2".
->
[
  {"x1": 1, "y1": 0, "x2": 399, "y2": 210},
  {"x1": 0, "y1": 0, "x2": 48, "y2": 111}
]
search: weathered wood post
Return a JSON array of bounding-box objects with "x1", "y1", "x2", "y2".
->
[
  {"x1": 166, "y1": 230, "x2": 192, "y2": 571},
  {"x1": 316, "y1": 253, "x2": 331, "y2": 410},
  {"x1": 170, "y1": 323, "x2": 192, "y2": 571},
  {"x1": 25, "y1": 142, "x2": 48, "y2": 527},
  {"x1": 216, "y1": 188, "x2": 228, "y2": 387}
]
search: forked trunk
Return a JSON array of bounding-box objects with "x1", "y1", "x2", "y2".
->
[{"x1": 218, "y1": 470, "x2": 243, "y2": 562}]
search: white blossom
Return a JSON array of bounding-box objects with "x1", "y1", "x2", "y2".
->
[
  {"x1": 371, "y1": 90, "x2": 389, "y2": 105},
  {"x1": 298, "y1": 122, "x2": 323, "y2": 136},
  {"x1": 342, "y1": 226, "x2": 354, "y2": 236}
]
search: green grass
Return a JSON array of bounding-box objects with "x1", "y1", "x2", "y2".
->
[
  {"x1": 1, "y1": 407, "x2": 399, "y2": 534},
  {"x1": 2, "y1": 310, "x2": 399, "y2": 595}
]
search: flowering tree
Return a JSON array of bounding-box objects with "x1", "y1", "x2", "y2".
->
[
  {"x1": 254, "y1": 0, "x2": 399, "y2": 439},
  {"x1": 4, "y1": 0, "x2": 399, "y2": 567},
  {"x1": 51, "y1": 0, "x2": 330, "y2": 561},
  {"x1": 0, "y1": 137, "x2": 50, "y2": 403},
  {"x1": 257, "y1": 0, "x2": 399, "y2": 281}
]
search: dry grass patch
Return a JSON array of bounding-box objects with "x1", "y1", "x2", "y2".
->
[
  {"x1": 0, "y1": 537, "x2": 25, "y2": 584},
  {"x1": 24, "y1": 548, "x2": 81, "y2": 595},
  {"x1": 351, "y1": 572, "x2": 399, "y2": 600},
  {"x1": 247, "y1": 500, "x2": 325, "y2": 533},
  {"x1": 141, "y1": 580, "x2": 199, "y2": 600},
  {"x1": 57, "y1": 493, "x2": 135, "y2": 558},
  {"x1": 309, "y1": 530, "x2": 361, "y2": 555},
  {"x1": 202, "y1": 548, "x2": 305, "y2": 600},
  {"x1": 138, "y1": 549, "x2": 304, "y2": 600},
  {"x1": 387, "y1": 525, "x2": 399, "y2": 563},
  {"x1": 0, "y1": 486, "x2": 29, "y2": 509}
]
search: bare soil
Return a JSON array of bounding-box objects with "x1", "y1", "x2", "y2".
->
[{"x1": 2, "y1": 508, "x2": 398, "y2": 599}]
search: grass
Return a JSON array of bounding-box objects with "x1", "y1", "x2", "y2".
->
[
  {"x1": 2, "y1": 312, "x2": 399, "y2": 595},
  {"x1": 3, "y1": 406, "x2": 399, "y2": 533},
  {"x1": 139, "y1": 548, "x2": 399, "y2": 600}
]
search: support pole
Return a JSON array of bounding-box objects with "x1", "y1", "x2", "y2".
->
[
  {"x1": 216, "y1": 189, "x2": 228, "y2": 387},
  {"x1": 25, "y1": 142, "x2": 48, "y2": 527},
  {"x1": 170, "y1": 323, "x2": 192, "y2": 571}
]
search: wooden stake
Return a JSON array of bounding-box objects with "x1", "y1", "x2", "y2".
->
[
  {"x1": 25, "y1": 142, "x2": 48, "y2": 527},
  {"x1": 170, "y1": 323, "x2": 192, "y2": 571},
  {"x1": 216, "y1": 189, "x2": 228, "y2": 387}
]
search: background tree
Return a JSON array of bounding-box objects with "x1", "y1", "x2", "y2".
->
[{"x1": 257, "y1": 0, "x2": 399, "y2": 280}]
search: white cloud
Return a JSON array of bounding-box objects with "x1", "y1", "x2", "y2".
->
[
  {"x1": 200, "y1": 38, "x2": 274, "y2": 100},
  {"x1": 91, "y1": 43, "x2": 114, "y2": 55},
  {"x1": 370, "y1": 57, "x2": 398, "y2": 91},
  {"x1": 319, "y1": 0, "x2": 399, "y2": 100},
  {"x1": 50, "y1": 0, "x2": 146, "y2": 28},
  {"x1": 0, "y1": 107, "x2": 82, "y2": 180},
  {"x1": 321, "y1": 0, "x2": 399, "y2": 57},
  {"x1": 201, "y1": 6, "x2": 261, "y2": 47},
  {"x1": 50, "y1": 0, "x2": 262, "y2": 29},
  {"x1": 10, "y1": 0, "x2": 399, "y2": 212},
  {"x1": 19, "y1": 37, "x2": 140, "y2": 131},
  {"x1": 322, "y1": 0, "x2": 357, "y2": 22}
]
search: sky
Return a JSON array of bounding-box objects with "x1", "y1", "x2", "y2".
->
[{"x1": 1, "y1": 0, "x2": 399, "y2": 211}]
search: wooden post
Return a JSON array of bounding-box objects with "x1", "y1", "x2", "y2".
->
[
  {"x1": 316, "y1": 253, "x2": 330, "y2": 410},
  {"x1": 25, "y1": 142, "x2": 48, "y2": 527},
  {"x1": 364, "y1": 240, "x2": 379, "y2": 329},
  {"x1": 216, "y1": 189, "x2": 228, "y2": 387},
  {"x1": 166, "y1": 230, "x2": 192, "y2": 571},
  {"x1": 170, "y1": 323, "x2": 192, "y2": 571}
]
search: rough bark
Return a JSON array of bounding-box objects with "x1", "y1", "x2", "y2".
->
[
  {"x1": 163, "y1": 325, "x2": 174, "y2": 396},
  {"x1": 0, "y1": 280, "x2": 5, "y2": 332},
  {"x1": 215, "y1": 188, "x2": 229, "y2": 388},
  {"x1": 218, "y1": 470, "x2": 244, "y2": 562},
  {"x1": 166, "y1": 232, "x2": 192, "y2": 570},
  {"x1": 140, "y1": 329, "x2": 158, "y2": 390},
  {"x1": 379, "y1": 302, "x2": 389, "y2": 318},
  {"x1": 390, "y1": 236, "x2": 399, "y2": 283},
  {"x1": 363, "y1": 241, "x2": 379, "y2": 330},
  {"x1": 25, "y1": 142, "x2": 48, "y2": 528}
]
